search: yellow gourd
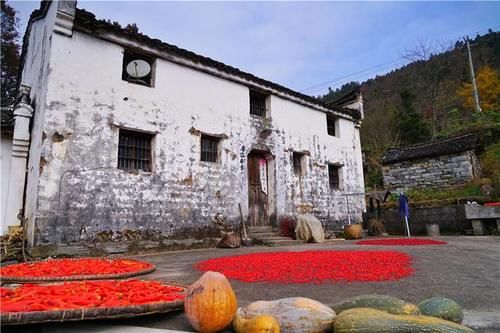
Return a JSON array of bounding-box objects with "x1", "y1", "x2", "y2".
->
[
  {"x1": 184, "y1": 271, "x2": 238, "y2": 333},
  {"x1": 233, "y1": 308, "x2": 280, "y2": 333}
]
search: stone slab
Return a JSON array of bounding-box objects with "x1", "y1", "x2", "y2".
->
[{"x1": 464, "y1": 205, "x2": 500, "y2": 219}]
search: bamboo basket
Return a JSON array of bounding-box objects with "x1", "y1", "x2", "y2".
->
[
  {"x1": 1, "y1": 257, "x2": 155, "y2": 283},
  {"x1": 1, "y1": 281, "x2": 186, "y2": 326}
]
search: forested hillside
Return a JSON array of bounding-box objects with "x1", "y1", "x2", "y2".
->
[{"x1": 321, "y1": 31, "x2": 500, "y2": 189}]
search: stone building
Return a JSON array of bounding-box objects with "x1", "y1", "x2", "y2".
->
[
  {"x1": 3, "y1": 1, "x2": 365, "y2": 248},
  {"x1": 381, "y1": 133, "x2": 481, "y2": 190}
]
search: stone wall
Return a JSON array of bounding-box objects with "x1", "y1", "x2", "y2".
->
[
  {"x1": 363, "y1": 205, "x2": 470, "y2": 235},
  {"x1": 382, "y1": 151, "x2": 480, "y2": 189}
]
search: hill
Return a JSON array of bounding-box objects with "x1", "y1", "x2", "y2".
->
[{"x1": 321, "y1": 30, "x2": 500, "y2": 189}]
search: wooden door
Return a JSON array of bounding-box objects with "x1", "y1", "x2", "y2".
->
[{"x1": 247, "y1": 153, "x2": 269, "y2": 226}]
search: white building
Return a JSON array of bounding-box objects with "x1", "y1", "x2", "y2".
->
[{"x1": 3, "y1": 1, "x2": 365, "y2": 249}]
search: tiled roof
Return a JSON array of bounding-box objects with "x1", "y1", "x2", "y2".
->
[
  {"x1": 381, "y1": 133, "x2": 481, "y2": 164},
  {"x1": 327, "y1": 86, "x2": 361, "y2": 108},
  {"x1": 73, "y1": 8, "x2": 361, "y2": 120}
]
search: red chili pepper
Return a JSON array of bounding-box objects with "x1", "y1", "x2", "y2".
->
[
  {"x1": 196, "y1": 251, "x2": 414, "y2": 284},
  {"x1": 1, "y1": 259, "x2": 153, "y2": 278},
  {"x1": 1, "y1": 280, "x2": 185, "y2": 313}
]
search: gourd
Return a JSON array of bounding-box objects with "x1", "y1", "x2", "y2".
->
[
  {"x1": 331, "y1": 294, "x2": 420, "y2": 315},
  {"x1": 418, "y1": 297, "x2": 464, "y2": 324},
  {"x1": 237, "y1": 297, "x2": 335, "y2": 333},
  {"x1": 334, "y1": 308, "x2": 474, "y2": 333},
  {"x1": 184, "y1": 271, "x2": 237, "y2": 333},
  {"x1": 233, "y1": 308, "x2": 280, "y2": 333}
]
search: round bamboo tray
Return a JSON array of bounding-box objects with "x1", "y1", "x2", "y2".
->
[
  {"x1": 1, "y1": 281, "x2": 186, "y2": 326},
  {"x1": 0, "y1": 257, "x2": 155, "y2": 283}
]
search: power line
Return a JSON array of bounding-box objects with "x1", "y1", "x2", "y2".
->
[
  {"x1": 300, "y1": 26, "x2": 500, "y2": 96},
  {"x1": 300, "y1": 57, "x2": 406, "y2": 93}
]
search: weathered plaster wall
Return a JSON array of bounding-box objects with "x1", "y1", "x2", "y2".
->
[
  {"x1": 1, "y1": 134, "x2": 13, "y2": 234},
  {"x1": 15, "y1": 3, "x2": 58, "y2": 243},
  {"x1": 382, "y1": 151, "x2": 479, "y2": 190},
  {"x1": 30, "y1": 29, "x2": 364, "y2": 245}
]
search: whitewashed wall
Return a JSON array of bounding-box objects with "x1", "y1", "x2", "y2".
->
[
  {"x1": 21, "y1": 2, "x2": 59, "y2": 244},
  {"x1": 1, "y1": 135, "x2": 13, "y2": 234},
  {"x1": 25, "y1": 25, "x2": 364, "y2": 245}
]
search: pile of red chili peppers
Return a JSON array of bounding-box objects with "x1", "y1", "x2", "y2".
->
[
  {"x1": 196, "y1": 250, "x2": 414, "y2": 284},
  {"x1": 356, "y1": 238, "x2": 447, "y2": 246},
  {"x1": 0, "y1": 280, "x2": 185, "y2": 313},
  {"x1": 0, "y1": 258, "x2": 153, "y2": 278}
]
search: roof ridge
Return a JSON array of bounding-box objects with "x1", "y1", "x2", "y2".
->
[
  {"x1": 327, "y1": 86, "x2": 361, "y2": 106},
  {"x1": 387, "y1": 133, "x2": 477, "y2": 151},
  {"x1": 73, "y1": 7, "x2": 361, "y2": 121},
  {"x1": 382, "y1": 133, "x2": 480, "y2": 164}
]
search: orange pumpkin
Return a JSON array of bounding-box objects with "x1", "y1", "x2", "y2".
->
[
  {"x1": 185, "y1": 271, "x2": 238, "y2": 333},
  {"x1": 344, "y1": 224, "x2": 363, "y2": 239}
]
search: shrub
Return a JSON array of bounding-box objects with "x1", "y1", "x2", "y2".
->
[{"x1": 481, "y1": 143, "x2": 500, "y2": 200}]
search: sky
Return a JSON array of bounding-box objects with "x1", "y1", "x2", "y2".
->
[{"x1": 9, "y1": 1, "x2": 500, "y2": 96}]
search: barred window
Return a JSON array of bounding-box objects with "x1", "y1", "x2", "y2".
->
[
  {"x1": 293, "y1": 152, "x2": 304, "y2": 175},
  {"x1": 328, "y1": 164, "x2": 341, "y2": 190},
  {"x1": 201, "y1": 135, "x2": 219, "y2": 163},
  {"x1": 118, "y1": 129, "x2": 153, "y2": 172},
  {"x1": 327, "y1": 115, "x2": 337, "y2": 136},
  {"x1": 250, "y1": 90, "x2": 268, "y2": 117}
]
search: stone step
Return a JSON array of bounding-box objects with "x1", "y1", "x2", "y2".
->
[
  {"x1": 257, "y1": 236, "x2": 293, "y2": 241},
  {"x1": 247, "y1": 226, "x2": 274, "y2": 233},
  {"x1": 247, "y1": 232, "x2": 279, "y2": 238}
]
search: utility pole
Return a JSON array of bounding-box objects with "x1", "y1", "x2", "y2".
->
[{"x1": 464, "y1": 36, "x2": 481, "y2": 113}]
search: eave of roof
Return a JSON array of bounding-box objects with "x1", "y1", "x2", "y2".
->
[
  {"x1": 72, "y1": 8, "x2": 361, "y2": 121},
  {"x1": 17, "y1": 1, "x2": 52, "y2": 101},
  {"x1": 381, "y1": 133, "x2": 481, "y2": 164},
  {"x1": 327, "y1": 86, "x2": 361, "y2": 108}
]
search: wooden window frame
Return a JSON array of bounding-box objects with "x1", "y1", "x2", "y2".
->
[
  {"x1": 328, "y1": 164, "x2": 341, "y2": 190},
  {"x1": 293, "y1": 152, "x2": 305, "y2": 175},
  {"x1": 200, "y1": 134, "x2": 220, "y2": 163},
  {"x1": 122, "y1": 49, "x2": 156, "y2": 87},
  {"x1": 118, "y1": 129, "x2": 154, "y2": 172},
  {"x1": 326, "y1": 115, "x2": 338, "y2": 137},
  {"x1": 249, "y1": 90, "x2": 269, "y2": 117}
]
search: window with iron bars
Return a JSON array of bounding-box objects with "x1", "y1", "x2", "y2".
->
[
  {"x1": 249, "y1": 90, "x2": 268, "y2": 117},
  {"x1": 328, "y1": 164, "x2": 341, "y2": 190},
  {"x1": 118, "y1": 129, "x2": 153, "y2": 172},
  {"x1": 327, "y1": 115, "x2": 337, "y2": 136},
  {"x1": 200, "y1": 135, "x2": 220, "y2": 163},
  {"x1": 293, "y1": 152, "x2": 304, "y2": 175}
]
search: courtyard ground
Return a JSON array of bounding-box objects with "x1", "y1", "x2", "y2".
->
[{"x1": 4, "y1": 236, "x2": 500, "y2": 332}]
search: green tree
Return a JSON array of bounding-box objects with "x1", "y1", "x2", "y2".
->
[
  {"x1": 1, "y1": 0, "x2": 21, "y2": 107},
  {"x1": 320, "y1": 81, "x2": 360, "y2": 103},
  {"x1": 396, "y1": 90, "x2": 431, "y2": 146}
]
